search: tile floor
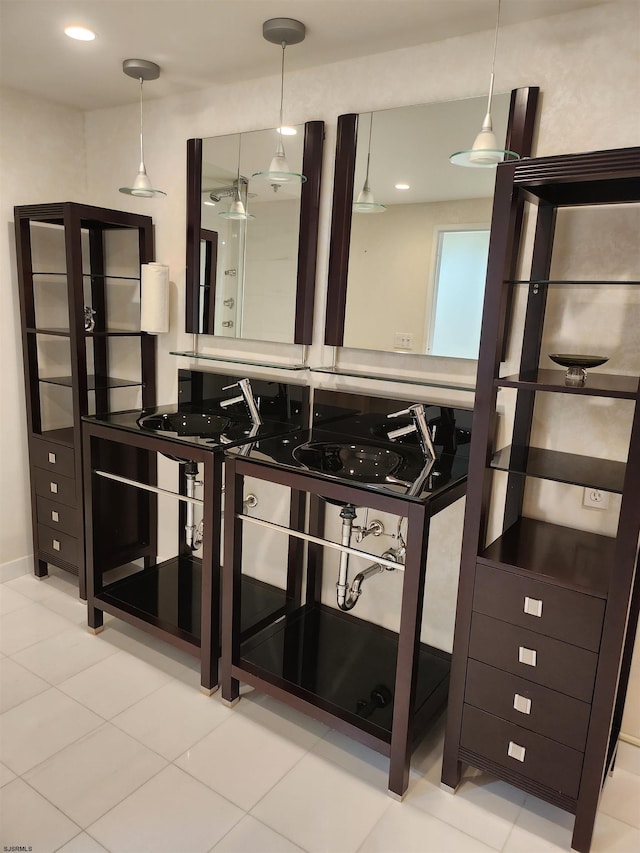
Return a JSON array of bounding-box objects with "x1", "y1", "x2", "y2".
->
[{"x1": 1, "y1": 567, "x2": 639, "y2": 853}]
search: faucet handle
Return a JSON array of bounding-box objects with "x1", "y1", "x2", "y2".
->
[
  {"x1": 387, "y1": 407, "x2": 412, "y2": 420},
  {"x1": 222, "y1": 381, "x2": 240, "y2": 392}
]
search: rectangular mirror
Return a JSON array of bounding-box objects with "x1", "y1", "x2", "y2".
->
[
  {"x1": 186, "y1": 121, "x2": 323, "y2": 344},
  {"x1": 325, "y1": 88, "x2": 538, "y2": 358}
]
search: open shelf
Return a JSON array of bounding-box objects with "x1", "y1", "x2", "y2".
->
[
  {"x1": 239, "y1": 602, "x2": 450, "y2": 744},
  {"x1": 40, "y1": 375, "x2": 144, "y2": 390},
  {"x1": 478, "y1": 517, "x2": 614, "y2": 598},
  {"x1": 311, "y1": 366, "x2": 475, "y2": 393},
  {"x1": 496, "y1": 369, "x2": 638, "y2": 398},
  {"x1": 36, "y1": 426, "x2": 75, "y2": 446},
  {"x1": 96, "y1": 556, "x2": 287, "y2": 648},
  {"x1": 490, "y1": 445, "x2": 626, "y2": 492}
]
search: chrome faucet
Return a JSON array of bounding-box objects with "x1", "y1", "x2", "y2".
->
[
  {"x1": 220, "y1": 378, "x2": 263, "y2": 426},
  {"x1": 386, "y1": 403, "x2": 436, "y2": 461}
]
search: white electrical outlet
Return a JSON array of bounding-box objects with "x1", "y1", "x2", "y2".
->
[
  {"x1": 583, "y1": 488, "x2": 610, "y2": 509},
  {"x1": 394, "y1": 332, "x2": 414, "y2": 350}
]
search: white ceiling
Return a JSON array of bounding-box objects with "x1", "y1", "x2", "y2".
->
[{"x1": 0, "y1": 0, "x2": 614, "y2": 111}]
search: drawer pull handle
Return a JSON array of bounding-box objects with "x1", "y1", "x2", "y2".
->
[
  {"x1": 523, "y1": 596, "x2": 543, "y2": 617},
  {"x1": 52, "y1": 539, "x2": 61, "y2": 551},
  {"x1": 513, "y1": 693, "x2": 532, "y2": 715},
  {"x1": 48, "y1": 452, "x2": 57, "y2": 464},
  {"x1": 51, "y1": 510, "x2": 59, "y2": 523},
  {"x1": 50, "y1": 482, "x2": 58, "y2": 494},
  {"x1": 518, "y1": 646, "x2": 537, "y2": 667},
  {"x1": 508, "y1": 741, "x2": 526, "y2": 762}
]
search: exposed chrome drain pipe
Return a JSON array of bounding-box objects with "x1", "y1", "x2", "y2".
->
[
  {"x1": 184, "y1": 461, "x2": 203, "y2": 551},
  {"x1": 336, "y1": 505, "x2": 400, "y2": 611}
]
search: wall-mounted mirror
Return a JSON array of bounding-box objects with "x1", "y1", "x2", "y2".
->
[
  {"x1": 325, "y1": 88, "x2": 538, "y2": 357},
  {"x1": 186, "y1": 121, "x2": 323, "y2": 344}
]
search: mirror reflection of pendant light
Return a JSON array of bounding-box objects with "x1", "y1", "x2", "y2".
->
[
  {"x1": 219, "y1": 133, "x2": 255, "y2": 220},
  {"x1": 119, "y1": 59, "x2": 166, "y2": 197},
  {"x1": 449, "y1": 0, "x2": 518, "y2": 167},
  {"x1": 253, "y1": 18, "x2": 306, "y2": 192},
  {"x1": 353, "y1": 112, "x2": 386, "y2": 214}
]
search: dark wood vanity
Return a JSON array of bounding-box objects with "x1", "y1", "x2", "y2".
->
[
  {"x1": 221, "y1": 392, "x2": 473, "y2": 797},
  {"x1": 82, "y1": 370, "x2": 308, "y2": 691}
]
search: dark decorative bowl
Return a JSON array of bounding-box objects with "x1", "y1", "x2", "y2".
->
[
  {"x1": 548, "y1": 354, "x2": 609, "y2": 369},
  {"x1": 549, "y1": 353, "x2": 609, "y2": 386}
]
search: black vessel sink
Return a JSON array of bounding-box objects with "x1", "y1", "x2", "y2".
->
[
  {"x1": 292, "y1": 441, "x2": 404, "y2": 484},
  {"x1": 137, "y1": 411, "x2": 230, "y2": 438}
]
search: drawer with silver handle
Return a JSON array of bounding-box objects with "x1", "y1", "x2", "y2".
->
[
  {"x1": 473, "y1": 563, "x2": 604, "y2": 652},
  {"x1": 37, "y1": 524, "x2": 79, "y2": 568},
  {"x1": 31, "y1": 438, "x2": 75, "y2": 478},
  {"x1": 36, "y1": 496, "x2": 80, "y2": 537},
  {"x1": 34, "y1": 467, "x2": 77, "y2": 508},
  {"x1": 461, "y1": 704, "x2": 584, "y2": 798},
  {"x1": 469, "y1": 612, "x2": 598, "y2": 703},
  {"x1": 464, "y1": 659, "x2": 591, "y2": 751}
]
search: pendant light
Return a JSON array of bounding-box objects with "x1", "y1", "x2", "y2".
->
[
  {"x1": 353, "y1": 112, "x2": 386, "y2": 214},
  {"x1": 450, "y1": 0, "x2": 518, "y2": 167},
  {"x1": 253, "y1": 18, "x2": 306, "y2": 191},
  {"x1": 219, "y1": 133, "x2": 254, "y2": 220},
  {"x1": 119, "y1": 59, "x2": 166, "y2": 197}
]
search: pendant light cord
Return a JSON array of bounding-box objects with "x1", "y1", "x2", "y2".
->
[
  {"x1": 279, "y1": 42, "x2": 286, "y2": 130},
  {"x1": 486, "y1": 0, "x2": 502, "y2": 116},
  {"x1": 138, "y1": 77, "x2": 145, "y2": 169},
  {"x1": 364, "y1": 112, "x2": 374, "y2": 186}
]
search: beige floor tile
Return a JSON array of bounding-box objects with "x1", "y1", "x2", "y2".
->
[
  {"x1": 0, "y1": 687, "x2": 102, "y2": 774},
  {"x1": 13, "y1": 626, "x2": 119, "y2": 685},
  {"x1": 87, "y1": 764, "x2": 243, "y2": 853},
  {"x1": 212, "y1": 815, "x2": 305, "y2": 852},
  {"x1": 0, "y1": 655, "x2": 49, "y2": 712},
  {"x1": 0, "y1": 778, "x2": 79, "y2": 853},
  {"x1": 24, "y1": 722, "x2": 167, "y2": 827}
]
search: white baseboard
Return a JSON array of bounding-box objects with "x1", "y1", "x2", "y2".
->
[{"x1": 0, "y1": 554, "x2": 33, "y2": 583}]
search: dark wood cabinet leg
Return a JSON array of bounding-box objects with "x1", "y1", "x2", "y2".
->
[
  {"x1": 221, "y1": 459, "x2": 242, "y2": 707},
  {"x1": 88, "y1": 604, "x2": 103, "y2": 634},
  {"x1": 35, "y1": 558, "x2": 49, "y2": 578},
  {"x1": 388, "y1": 504, "x2": 430, "y2": 799}
]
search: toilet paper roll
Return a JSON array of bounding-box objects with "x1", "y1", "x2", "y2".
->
[{"x1": 140, "y1": 263, "x2": 170, "y2": 333}]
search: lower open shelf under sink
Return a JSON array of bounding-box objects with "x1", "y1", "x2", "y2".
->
[
  {"x1": 238, "y1": 602, "x2": 451, "y2": 744},
  {"x1": 96, "y1": 555, "x2": 287, "y2": 649}
]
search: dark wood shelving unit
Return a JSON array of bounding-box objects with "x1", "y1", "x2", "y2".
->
[
  {"x1": 442, "y1": 147, "x2": 640, "y2": 853},
  {"x1": 15, "y1": 203, "x2": 156, "y2": 598}
]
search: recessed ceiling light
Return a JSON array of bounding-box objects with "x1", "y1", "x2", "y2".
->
[
  {"x1": 395, "y1": 183, "x2": 410, "y2": 190},
  {"x1": 278, "y1": 126, "x2": 297, "y2": 136},
  {"x1": 64, "y1": 25, "x2": 96, "y2": 41}
]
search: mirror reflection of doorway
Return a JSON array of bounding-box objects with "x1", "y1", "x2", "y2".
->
[{"x1": 427, "y1": 226, "x2": 489, "y2": 359}]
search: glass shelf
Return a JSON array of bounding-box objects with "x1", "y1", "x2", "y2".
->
[
  {"x1": 28, "y1": 327, "x2": 145, "y2": 338},
  {"x1": 240, "y1": 601, "x2": 450, "y2": 742},
  {"x1": 490, "y1": 444, "x2": 626, "y2": 492},
  {"x1": 40, "y1": 375, "x2": 143, "y2": 390},
  {"x1": 31, "y1": 272, "x2": 141, "y2": 282},
  {"x1": 478, "y1": 517, "x2": 614, "y2": 598},
  {"x1": 311, "y1": 366, "x2": 475, "y2": 393},
  {"x1": 170, "y1": 351, "x2": 308, "y2": 371},
  {"x1": 506, "y1": 279, "x2": 640, "y2": 286},
  {"x1": 496, "y1": 369, "x2": 638, "y2": 399}
]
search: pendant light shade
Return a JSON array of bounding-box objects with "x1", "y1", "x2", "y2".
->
[
  {"x1": 450, "y1": 0, "x2": 518, "y2": 167},
  {"x1": 253, "y1": 18, "x2": 306, "y2": 191},
  {"x1": 119, "y1": 59, "x2": 166, "y2": 197},
  {"x1": 219, "y1": 135, "x2": 254, "y2": 220},
  {"x1": 353, "y1": 113, "x2": 386, "y2": 214}
]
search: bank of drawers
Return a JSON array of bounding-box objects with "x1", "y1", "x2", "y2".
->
[
  {"x1": 31, "y1": 438, "x2": 80, "y2": 570},
  {"x1": 461, "y1": 563, "x2": 606, "y2": 797}
]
